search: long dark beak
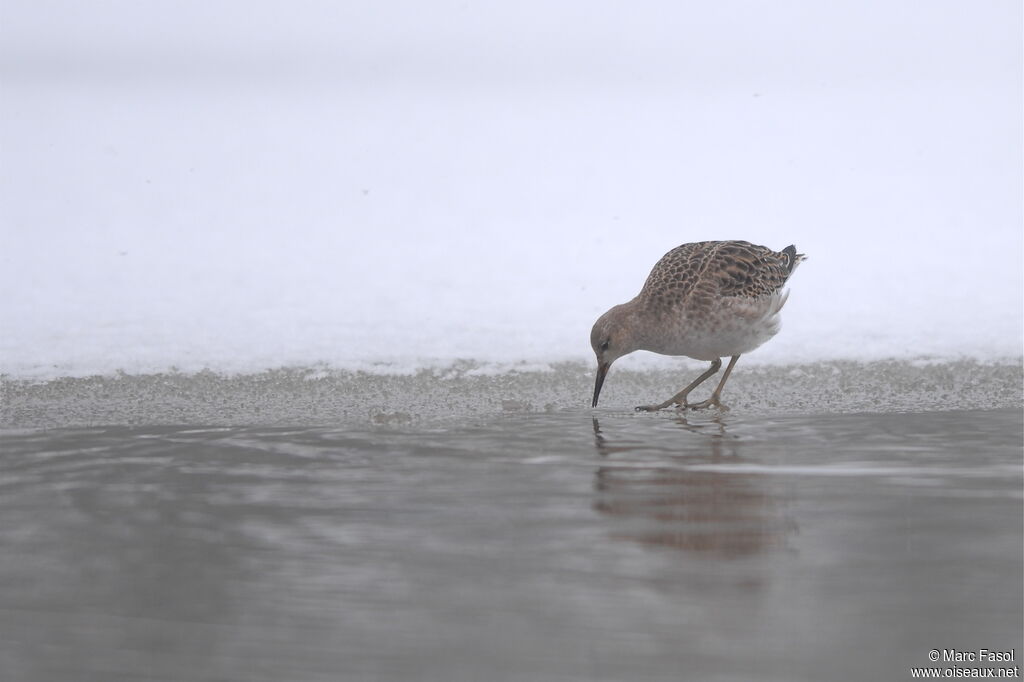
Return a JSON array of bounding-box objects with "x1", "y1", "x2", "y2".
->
[{"x1": 592, "y1": 361, "x2": 611, "y2": 408}]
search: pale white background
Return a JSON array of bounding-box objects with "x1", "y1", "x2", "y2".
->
[{"x1": 1, "y1": 1, "x2": 1021, "y2": 378}]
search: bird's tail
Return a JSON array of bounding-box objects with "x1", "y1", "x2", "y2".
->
[{"x1": 782, "y1": 245, "x2": 806, "y2": 274}]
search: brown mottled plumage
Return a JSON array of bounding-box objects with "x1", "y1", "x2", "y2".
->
[{"x1": 591, "y1": 240, "x2": 805, "y2": 411}]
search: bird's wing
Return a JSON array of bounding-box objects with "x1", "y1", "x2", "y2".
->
[{"x1": 712, "y1": 241, "x2": 796, "y2": 299}]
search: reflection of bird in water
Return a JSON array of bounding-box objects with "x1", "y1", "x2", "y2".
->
[
  {"x1": 591, "y1": 240, "x2": 805, "y2": 411},
  {"x1": 591, "y1": 416, "x2": 796, "y2": 558}
]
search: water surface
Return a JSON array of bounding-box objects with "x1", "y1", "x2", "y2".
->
[{"x1": 1, "y1": 408, "x2": 1021, "y2": 681}]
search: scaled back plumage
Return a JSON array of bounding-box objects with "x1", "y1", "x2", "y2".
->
[{"x1": 638, "y1": 241, "x2": 802, "y2": 314}]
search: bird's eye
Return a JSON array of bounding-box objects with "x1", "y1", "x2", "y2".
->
[{"x1": 600, "y1": 340, "x2": 610, "y2": 352}]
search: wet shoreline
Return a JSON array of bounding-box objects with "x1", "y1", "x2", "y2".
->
[{"x1": 3, "y1": 358, "x2": 1021, "y2": 429}]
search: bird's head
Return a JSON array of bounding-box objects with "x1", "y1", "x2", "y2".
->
[{"x1": 590, "y1": 303, "x2": 640, "y2": 407}]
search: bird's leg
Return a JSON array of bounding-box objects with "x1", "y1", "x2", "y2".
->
[
  {"x1": 636, "y1": 358, "x2": 722, "y2": 412},
  {"x1": 688, "y1": 355, "x2": 741, "y2": 411}
]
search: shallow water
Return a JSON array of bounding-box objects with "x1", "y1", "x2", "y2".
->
[{"x1": 1, "y1": 407, "x2": 1020, "y2": 681}]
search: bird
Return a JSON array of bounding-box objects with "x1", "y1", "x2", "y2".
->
[{"x1": 590, "y1": 240, "x2": 805, "y2": 411}]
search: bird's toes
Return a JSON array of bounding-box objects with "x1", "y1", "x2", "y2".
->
[{"x1": 688, "y1": 398, "x2": 729, "y2": 412}]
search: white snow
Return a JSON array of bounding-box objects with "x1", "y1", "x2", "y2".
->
[{"x1": 1, "y1": 1, "x2": 1021, "y2": 379}]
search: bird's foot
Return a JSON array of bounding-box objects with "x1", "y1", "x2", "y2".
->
[
  {"x1": 635, "y1": 398, "x2": 688, "y2": 412},
  {"x1": 688, "y1": 396, "x2": 729, "y2": 411}
]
